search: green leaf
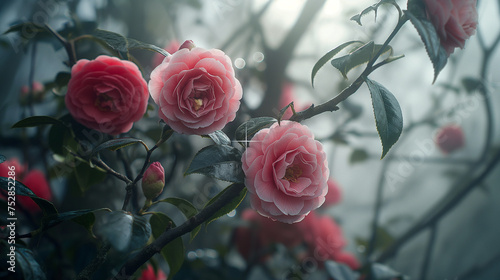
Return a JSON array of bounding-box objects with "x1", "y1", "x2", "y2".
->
[
  {"x1": 71, "y1": 162, "x2": 107, "y2": 193},
  {"x1": 406, "y1": 10, "x2": 448, "y2": 82},
  {"x1": 3, "y1": 22, "x2": 47, "y2": 36},
  {"x1": 45, "y1": 72, "x2": 71, "y2": 95},
  {"x1": 203, "y1": 184, "x2": 247, "y2": 226},
  {"x1": 94, "y1": 211, "x2": 151, "y2": 252},
  {"x1": 311, "y1": 41, "x2": 363, "y2": 87},
  {"x1": 461, "y1": 77, "x2": 485, "y2": 94},
  {"x1": 150, "y1": 212, "x2": 184, "y2": 277},
  {"x1": 91, "y1": 138, "x2": 147, "y2": 157},
  {"x1": 16, "y1": 245, "x2": 47, "y2": 280},
  {"x1": 48, "y1": 123, "x2": 74, "y2": 156},
  {"x1": 0, "y1": 155, "x2": 5, "y2": 164},
  {"x1": 350, "y1": 149, "x2": 369, "y2": 164},
  {"x1": 364, "y1": 78, "x2": 403, "y2": 159},
  {"x1": 207, "y1": 130, "x2": 231, "y2": 146},
  {"x1": 369, "y1": 263, "x2": 408, "y2": 280},
  {"x1": 0, "y1": 177, "x2": 57, "y2": 216},
  {"x1": 128, "y1": 38, "x2": 169, "y2": 57},
  {"x1": 325, "y1": 260, "x2": 358, "y2": 280},
  {"x1": 156, "y1": 197, "x2": 201, "y2": 240},
  {"x1": 331, "y1": 41, "x2": 393, "y2": 79},
  {"x1": 12, "y1": 116, "x2": 63, "y2": 128},
  {"x1": 185, "y1": 145, "x2": 244, "y2": 183},
  {"x1": 91, "y1": 29, "x2": 169, "y2": 58},
  {"x1": 235, "y1": 117, "x2": 277, "y2": 146},
  {"x1": 350, "y1": 0, "x2": 401, "y2": 26},
  {"x1": 37, "y1": 208, "x2": 109, "y2": 237}
]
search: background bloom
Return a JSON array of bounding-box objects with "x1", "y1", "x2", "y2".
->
[
  {"x1": 242, "y1": 121, "x2": 329, "y2": 223},
  {"x1": 435, "y1": 125, "x2": 465, "y2": 154},
  {"x1": 148, "y1": 41, "x2": 242, "y2": 135},
  {"x1": 0, "y1": 158, "x2": 52, "y2": 213},
  {"x1": 138, "y1": 263, "x2": 167, "y2": 280},
  {"x1": 423, "y1": 0, "x2": 478, "y2": 55},
  {"x1": 234, "y1": 209, "x2": 359, "y2": 269},
  {"x1": 65, "y1": 55, "x2": 149, "y2": 135}
]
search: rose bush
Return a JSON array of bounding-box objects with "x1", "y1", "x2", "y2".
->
[
  {"x1": 0, "y1": 158, "x2": 52, "y2": 213},
  {"x1": 423, "y1": 0, "x2": 478, "y2": 55},
  {"x1": 242, "y1": 121, "x2": 329, "y2": 223},
  {"x1": 148, "y1": 40, "x2": 242, "y2": 135},
  {"x1": 435, "y1": 125, "x2": 465, "y2": 154},
  {"x1": 65, "y1": 55, "x2": 149, "y2": 135}
]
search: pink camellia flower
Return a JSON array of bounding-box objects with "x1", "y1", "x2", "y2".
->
[
  {"x1": 423, "y1": 0, "x2": 478, "y2": 55},
  {"x1": 323, "y1": 178, "x2": 342, "y2": 207},
  {"x1": 0, "y1": 158, "x2": 52, "y2": 213},
  {"x1": 234, "y1": 209, "x2": 359, "y2": 269},
  {"x1": 142, "y1": 162, "x2": 165, "y2": 200},
  {"x1": 242, "y1": 121, "x2": 329, "y2": 223},
  {"x1": 65, "y1": 55, "x2": 149, "y2": 135},
  {"x1": 435, "y1": 125, "x2": 465, "y2": 154},
  {"x1": 148, "y1": 40, "x2": 242, "y2": 135},
  {"x1": 21, "y1": 81, "x2": 44, "y2": 96},
  {"x1": 138, "y1": 263, "x2": 167, "y2": 280}
]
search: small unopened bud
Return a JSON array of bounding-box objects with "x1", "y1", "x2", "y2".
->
[
  {"x1": 179, "y1": 40, "x2": 196, "y2": 51},
  {"x1": 142, "y1": 162, "x2": 165, "y2": 200}
]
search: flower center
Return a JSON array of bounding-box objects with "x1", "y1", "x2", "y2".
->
[
  {"x1": 95, "y1": 92, "x2": 117, "y2": 112},
  {"x1": 191, "y1": 90, "x2": 205, "y2": 111},
  {"x1": 282, "y1": 164, "x2": 302, "y2": 183}
]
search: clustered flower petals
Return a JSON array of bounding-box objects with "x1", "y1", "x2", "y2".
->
[
  {"x1": 423, "y1": 0, "x2": 478, "y2": 55},
  {"x1": 242, "y1": 121, "x2": 329, "y2": 223},
  {"x1": 234, "y1": 209, "x2": 359, "y2": 269},
  {"x1": 65, "y1": 55, "x2": 149, "y2": 135},
  {"x1": 149, "y1": 41, "x2": 242, "y2": 135}
]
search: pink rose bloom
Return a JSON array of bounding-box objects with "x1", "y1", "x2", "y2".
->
[
  {"x1": 242, "y1": 121, "x2": 329, "y2": 223},
  {"x1": 65, "y1": 55, "x2": 149, "y2": 135},
  {"x1": 435, "y1": 125, "x2": 465, "y2": 154},
  {"x1": 138, "y1": 263, "x2": 167, "y2": 280},
  {"x1": 298, "y1": 211, "x2": 359, "y2": 269},
  {"x1": 148, "y1": 41, "x2": 242, "y2": 135},
  {"x1": 323, "y1": 178, "x2": 342, "y2": 207},
  {"x1": 234, "y1": 209, "x2": 304, "y2": 261},
  {"x1": 0, "y1": 159, "x2": 52, "y2": 213},
  {"x1": 423, "y1": 0, "x2": 478, "y2": 55}
]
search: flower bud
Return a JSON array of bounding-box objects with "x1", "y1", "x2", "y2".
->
[
  {"x1": 142, "y1": 162, "x2": 165, "y2": 200},
  {"x1": 178, "y1": 40, "x2": 195, "y2": 51}
]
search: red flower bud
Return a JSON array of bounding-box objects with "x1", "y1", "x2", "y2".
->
[
  {"x1": 142, "y1": 162, "x2": 165, "y2": 200},
  {"x1": 178, "y1": 40, "x2": 195, "y2": 51}
]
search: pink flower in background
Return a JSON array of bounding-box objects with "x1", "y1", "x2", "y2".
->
[
  {"x1": 423, "y1": 0, "x2": 478, "y2": 55},
  {"x1": 65, "y1": 55, "x2": 149, "y2": 135},
  {"x1": 152, "y1": 40, "x2": 181, "y2": 68},
  {"x1": 435, "y1": 125, "x2": 465, "y2": 154},
  {"x1": 279, "y1": 82, "x2": 311, "y2": 120},
  {"x1": 242, "y1": 121, "x2": 329, "y2": 223},
  {"x1": 149, "y1": 40, "x2": 242, "y2": 135},
  {"x1": 20, "y1": 81, "x2": 44, "y2": 96},
  {"x1": 0, "y1": 158, "x2": 52, "y2": 213},
  {"x1": 142, "y1": 162, "x2": 165, "y2": 200},
  {"x1": 234, "y1": 209, "x2": 359, "y2": 269},
  {"x1": 138, "y1": 263, "x2": 167, "y2": 280},
  {"x1": 323, "y1": 178, "x2": 342, "y2": 207}
]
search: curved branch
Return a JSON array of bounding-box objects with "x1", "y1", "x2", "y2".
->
[{"x1": 113, "y1": 183, "x2": 246, "y2": 279}]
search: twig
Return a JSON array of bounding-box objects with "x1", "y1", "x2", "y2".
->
[
  {"x1": 113, "y1": 183, "x2": 246, "y2": 279},
  {"x1": 419, "y1": 225, "x2": 437, "y2": 279}
]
